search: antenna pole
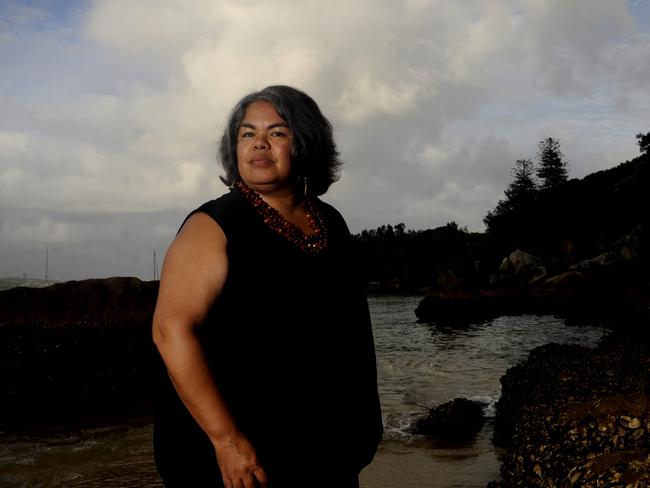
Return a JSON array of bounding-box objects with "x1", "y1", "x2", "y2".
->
[{"x1": 154, "y1": 251, "x2": 160, "y2": 281}]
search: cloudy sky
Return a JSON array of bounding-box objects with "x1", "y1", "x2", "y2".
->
[{"x1": 1, "y1": 0, "x2": 649, "y2": 281}]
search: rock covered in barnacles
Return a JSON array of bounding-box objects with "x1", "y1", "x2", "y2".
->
[
  {"x1": 491, "y1": 394, "x2": 650, "y2": 486},
  {"x1": 567, "y1": 449, "x2": 650, "y2": 486},
  {"x1": 490, "y1": 333, "x2": 650, "y2": 487},
  {"x1": 559, "y1": 395, "x2": 650, "y2": 457}
]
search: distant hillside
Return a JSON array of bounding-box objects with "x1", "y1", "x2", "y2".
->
[
  {"x1": 486, "y1": 152, "x2": 650, "y2": 263},
  {"x1": 355, "y1": 153, "x2": 649, "y2": 292}
]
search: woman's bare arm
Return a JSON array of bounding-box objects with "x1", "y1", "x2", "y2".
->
[{"x1": 152, "y1": 212, "x2": 268, "y2": 488}]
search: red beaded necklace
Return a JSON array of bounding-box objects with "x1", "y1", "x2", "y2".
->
[{"x1": 235, "y1": 181, "x2": 329, "y2": 254}]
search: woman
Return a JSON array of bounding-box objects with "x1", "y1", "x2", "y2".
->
[{"x1": 152, "y1": 85, "x2": 383, "y2": 488}]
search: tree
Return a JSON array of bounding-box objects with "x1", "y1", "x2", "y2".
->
[
  {"x1": 485, "y1": 159, "x2": 537, "y2": 218},
  {"x1": 636, "y1": 131, "x2": 650, "y2": 154},
  {"x1": 536, "y1": 137, "x2": 568, "y2": 190},
  {"x1": 483, "y1": 159, "x2": 538, "y2": 234},
  {"x1": 504, "y1": 158, "x2": 538, "y2": 206}
]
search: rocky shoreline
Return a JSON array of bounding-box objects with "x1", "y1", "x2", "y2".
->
[
  {"x1": 409, "y1": 216, "x2": 650, "y2": 484},
  {"x1": 0, "y1": 277, "x2": 159, "y2": 428},
  {"x1": 489, "y1": 328, "x2": 650, "y2": 486},
  {"x1": 3, "y1": 276, "x2": 650, "y2": 487},
  {"x1": 416, "y1": 220, "x2": 648, "y2": 323}
]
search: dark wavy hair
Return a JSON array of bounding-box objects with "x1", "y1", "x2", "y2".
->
[{"x1": 218, "y1": 85, "x2": 341, "y2": 196}]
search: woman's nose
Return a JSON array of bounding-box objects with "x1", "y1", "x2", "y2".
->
[{"x1": 253, "y1": 136, "x2": 269, "y2": 149}]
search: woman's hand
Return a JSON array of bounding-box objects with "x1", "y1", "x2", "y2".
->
[{"x1": 213, "y1": 433, "x2": 268, "y2": 488}]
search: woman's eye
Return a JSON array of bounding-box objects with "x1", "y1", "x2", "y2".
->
[
  {"x1": 271, "y1": 131, "x2": 287, "y2": 137},
  {"x1": 241, "y1": 132, "x2": 254, "y2": 138}
]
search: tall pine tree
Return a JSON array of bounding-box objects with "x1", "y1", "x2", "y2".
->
[
  {"x1": 505, "y1": 158, "x2": 538, "y2": 207},
  {"x1": 536, "y1": 137, "x2": 568, "y2": 190},
  {"x1": 484, "y1": 159, "x2": 538, "y2": 232}
]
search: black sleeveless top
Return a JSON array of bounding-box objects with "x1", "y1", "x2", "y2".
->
[{"x1": 154, "y1": 186, "x2": 383, "y2": 482}]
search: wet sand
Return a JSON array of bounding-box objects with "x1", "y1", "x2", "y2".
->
[
  {"x1": 361, "y1": 428, "x2": 502, "y2": 488},
  {"x1": 0, "y1": 420, "x2": 501, "y2": 488}
]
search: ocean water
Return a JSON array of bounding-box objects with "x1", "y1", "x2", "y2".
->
[
  {"x1": 362, "y1": 294, "x2": 606, "y2": 487},
  {"x1": 0, "y1": 294, "x2": 607, "y2": 487}
]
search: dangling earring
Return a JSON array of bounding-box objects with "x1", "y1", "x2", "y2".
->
[{"x1": 303, "y1": 176, "x2": 309, "y2": 198}]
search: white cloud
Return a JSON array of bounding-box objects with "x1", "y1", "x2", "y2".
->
[
  {"x1": 82, "y1": 0, "x2": 215, "y2": 62},
  {"x1": 2, "y1": 217, "x2": 72, "y2": 243},
  {"x1": 336, "y1": 75, "x2": 420, "y2": 123},
  {"x1": 0, "y1": 131, "x2": 31, "y2": 155},
  {"x1": 1, "y1": 0, "x2": 649, "y2": 278}
]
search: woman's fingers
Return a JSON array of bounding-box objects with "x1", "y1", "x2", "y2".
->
[
  {"x1": 241, "y1": 474, "x2": 256, "y2": 488},
  {"x1": 229, "y1": 471, "x2": 266, "y2": 488},
  {"x1": 219, "y1": 461, "x2": 267, "y2": 487},
  {"x1": 214, "y1": 433, "x2": 268, "y2": 488},
  {"x1": 253, "y1": 467, "x2": 269, "y2": 488}
]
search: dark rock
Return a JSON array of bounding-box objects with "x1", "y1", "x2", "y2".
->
[
  {"x1": 416, "y1": 218, "x2": 649, "y2": 323},
  {"x1": 0, "y1": 277, "x2": 160, "y2": 428},
  {"x1": 490, "y1": 333, "x2": 650, "y2": 487},
  {"x1": 541, "y1": 270, "x2": 585, "y2": 288},
  {"x1": 0, "y1": 276, "x2": 157, "y2": 326},
  {"x1": 567, "y1": 448, "x2": 650, "y2": 486},
  {"x1": 569, "y1": 222, "x2": 644, "y2": 275},
  {"x1": 415, "y1": 286, "x2": 649, "y2": 324},
  {"x1": 415, "y1": 290, "x2": 495, "y2": 322},
  {"x1": 414, "y1": 397, "x2": 485, "y2": 441},
  {"x1": 490, "y1": 250, "x2": 548, "y2": 287}
]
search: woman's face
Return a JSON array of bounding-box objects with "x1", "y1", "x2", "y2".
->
[{"x1": 236, "y1": 100, "x2": 294, "y2": 194}]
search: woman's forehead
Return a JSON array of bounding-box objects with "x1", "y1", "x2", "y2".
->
[{"x1": 239, "y1": 101, "x2": 288, "y2": 128}]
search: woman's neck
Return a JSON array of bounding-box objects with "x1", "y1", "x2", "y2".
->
[{"x1": 239, "y1": 181, "x2": 304, "y2": 217}]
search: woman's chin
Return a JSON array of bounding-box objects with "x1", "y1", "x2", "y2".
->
[{"x1": 244, "y1": 179, "x2": 295, "y2": 194}]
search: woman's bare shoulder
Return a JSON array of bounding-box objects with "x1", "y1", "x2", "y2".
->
[
  {"x1": 156, "y1": 212, "x2": 228, "y2": 322},
  {"x1": 176, "y1": 212, "x2": 226, "y2": 245}
]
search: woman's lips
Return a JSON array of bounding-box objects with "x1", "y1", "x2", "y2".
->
[{"x1": 251, "y1": 158, "x2": 274, "y2": 166}]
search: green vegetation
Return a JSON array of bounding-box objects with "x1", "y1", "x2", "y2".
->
[
  {"x1": 483, "y1": 137, "x2": 568, "y2": 248},
  {"x1": 353, "y1": 222, "x2": 491, "y2": 291},
  {"x1": 536, "y1": 137, "x2": 568, "y2": 190}
]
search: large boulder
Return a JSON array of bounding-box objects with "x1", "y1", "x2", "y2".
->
[
  {"x1": 493, "y1": 394, "x2": 650, "y2": 487},
  {"x1": 490, "y1": 250, "x2": 548, "y2": 287},
  {"x1": 414, "y1": 290, "x2": 490, "y2": 322},
  {"x1": 541, "y1": 270, "x2": 585, "y2": 288},
  {"x1": 567, "y1": 223, "x2": 645, "y2": 287},
  {"x1": 0, "y1": 277, "x2": 160, "y2": 427},
  {"x1": 413, "y1": 397, "x2": 485, "y2": 441},
  {"x1": 567, "y1": 448, "x2": 650, "y2": 486},
  {"x1": 0, "y1": 276, "x2": 157, "y2": 325},
  {"x1": 490, "y1": 335, "x2": 650, "y2": 487}
]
